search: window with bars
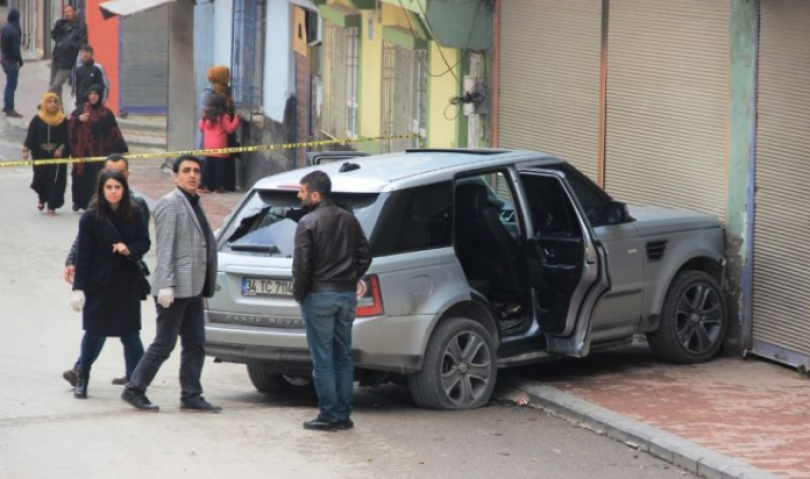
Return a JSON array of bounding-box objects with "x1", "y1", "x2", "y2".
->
[
  {"x1": 381, "y1": 41, "x2": 427, "y2": 153},
  {"x1": 322, "y1": 22, "x2": 360, "y2": 139},
  {"x1": 231, "y1": 0, "x2": 266, "y2": 116}
]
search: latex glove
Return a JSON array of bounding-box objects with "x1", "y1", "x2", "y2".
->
[
  {"x1": 157, "y1": 287, "x2": 175, "y2": 309},
  {"x1": 70, "y1": 290, "x2": 85, "y2": 313}
]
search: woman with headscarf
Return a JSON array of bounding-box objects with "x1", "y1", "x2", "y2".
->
[
  {"x1": 198, "y1": 66, "x2": 238, "y2": 191},
  {"x1": 69, "y1": 84, "x2": 128, "y2": 211},
  {"x1": 24, "y1": 92, "x2": 69, "y2": 215}
]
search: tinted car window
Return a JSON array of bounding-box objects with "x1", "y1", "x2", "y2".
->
[
  {"x1": 544, "y1": 163, "x2": 613, "y2": 227},
  {"x1": 220, "y1": 190, "x2": 379, "y2": 257},
  {"x1": 371, "y1": 182, "x2": 453, "y2": 256}
]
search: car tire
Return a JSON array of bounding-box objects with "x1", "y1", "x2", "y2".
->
[
  {"x1": 246, "y1": 364, "x2": 312, "y2": 394},
  {"x1": 647, "y1": 270, "x2": 727, "y2": 364},
  {"x1": 408, "y1": 317, "x2": 497, "y2": 410}
]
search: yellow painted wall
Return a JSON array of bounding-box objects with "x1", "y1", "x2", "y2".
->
[
  {"x1": 329, "y1": 0, "x2": 354, "y2": 7},
  {"x1": 427, "y1": 44, "x2": 460, "y2": 148},
  {"x1": 382, "y1": 3, "x2": 413, "y2": 28},
  {"x1": 360, "y1": 11, "x2": 382, "y2": 138}
]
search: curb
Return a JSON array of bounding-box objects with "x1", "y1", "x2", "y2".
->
[{"x1": 499, "y1": 381, "x2": 783, "y2": 479}]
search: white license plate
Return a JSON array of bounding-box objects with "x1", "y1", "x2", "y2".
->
[{"x1": 241, "y1": 278, "x2": 293, "y2": 297}]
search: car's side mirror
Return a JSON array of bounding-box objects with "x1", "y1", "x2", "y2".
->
[{"x1": 607, "y1": 201, "x2": 631, "y2": 224}]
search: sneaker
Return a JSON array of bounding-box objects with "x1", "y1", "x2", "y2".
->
[{"x1": 63, "y1": 368, "x2": 78, "y2": 387}]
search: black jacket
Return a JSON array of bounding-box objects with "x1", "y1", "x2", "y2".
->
[
  {"x1": 292, "y1": 201, "x2": 372, "y2": 303},
  {"x1": 72, "y1": 61, "x2": 107, "y2": 105},
  {"x1": 51, "y1": 18, "x2": 87, "y2": 69},
  {"x1": 0, "y1": 9, "x2": 22, "y2": 66}
]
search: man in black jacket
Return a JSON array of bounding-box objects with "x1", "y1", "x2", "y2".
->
[
  {"x1": 292, "y1": 171, "x2": 371, "y2": 431},
  {"x1": 71, "y1": 45, "x2": 108, "y2": 105},
  {"x1": 50, "y1": 5, "x2": 87, "y2": 101},
  {"x1": 1, "y1": 8, "x2": 24, "y2": 117}
]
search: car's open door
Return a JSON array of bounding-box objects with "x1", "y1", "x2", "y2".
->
[
  {"x1": 517, "y1": 169, "x2": 610, "y2": 357},
  {"x1": 306, "y1": 151, "x2": 369, "y2": 166}
]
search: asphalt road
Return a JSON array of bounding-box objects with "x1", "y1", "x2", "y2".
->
[{"x1": 0, "y1": 160, "x2": 695, "y2": 478}]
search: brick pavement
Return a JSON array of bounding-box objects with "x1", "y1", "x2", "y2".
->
[{"x1": 511, "y1": 344, "x2": 810, "y2": 479}]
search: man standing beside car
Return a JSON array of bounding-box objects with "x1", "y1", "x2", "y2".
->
[
  {"x1": 293, "y1": 170, "x2": 371, "y2": 431},
  {"x1": 121, "y1": 155, "x2": 221, "y2": 413}
]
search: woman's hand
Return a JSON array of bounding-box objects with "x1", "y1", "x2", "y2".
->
[
  {"x1": 112, "y1": 243, "x2": 131, "y2": 256},
  {"x1": 21, "y1": 149, "x2": 29, "y2": 160},
  {"x1": 54, "y1": 147, "x2": 64, "y2": 158},
  {"x1": 79, "y1": 113, "x2": 90, "y2": 123}
]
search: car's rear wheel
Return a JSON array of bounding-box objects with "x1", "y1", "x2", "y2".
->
[
  {"x1": 408, "y1": 317, "x2": 497, "y2": 410},
  {"x1": 647, "y1": 270, "x2": 727, "y2": 364},
  {"x1": 247, "y1": 363, "x2": 313, "y2": 394}
]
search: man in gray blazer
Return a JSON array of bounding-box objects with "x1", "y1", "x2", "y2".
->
[{"x1": 122, "y1": 155, "x2": 220, "y2": 413}]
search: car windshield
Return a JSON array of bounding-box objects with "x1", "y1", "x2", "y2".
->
[{"x1": 220, "y1": 189, "x2": 380, "y2": 257}]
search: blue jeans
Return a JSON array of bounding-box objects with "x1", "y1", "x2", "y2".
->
[
  {"x1": 78, "y1": 332, "x2": 145, "y2": 376},
  {"x1": 301, "y1": 292, "x2": 358, "y2": 423},
  {"x1": 2, "y1": 62, "x2": 18, "y2": 112}
]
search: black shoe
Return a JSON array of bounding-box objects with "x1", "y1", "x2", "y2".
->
[
  {"x1": 121, "y1": 388, "x2": 159, "y2": 412},
  {"x1": 63, "y1": 367, "x2": 78, "y2": 387},
  {"x1": 74, "y1": 368, "x2": 89, "y2": 399},
  {"x1": 303, "y1": 416, "x2": 337, "y2": 431},
  {"x1": 111, "y1": 375, "x2": 128, "y2": 385},
  {"x1": 72, "y1": 204, "x2": 79, "y2": 212},
  {"x1": 180, "y1": 397, "x2": 222, "y2": 414},
  {"x1": 333, "y1": 419, "x2": 354, "y2": 430}
]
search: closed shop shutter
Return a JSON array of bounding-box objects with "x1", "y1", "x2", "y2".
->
[
  {"x1": 498, "y1": 0, "x2": 602, "y2": 180},
  {"x1": 119, "y1": 6, "x2": 169, "y2": 113},
  {"x1": 604, "y1": 0, "x2": 729, "y2": 218},
  {"x1": 751, "y1": 0, "x2": 810, "y2": 364}
]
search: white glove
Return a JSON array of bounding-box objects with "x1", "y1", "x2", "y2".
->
[
  {"x1": 157, "y1": 287, "x2": 175, "y2": 309},
  {"x1": 70, "y1": 290, "x2": 85, "y2": 313}
]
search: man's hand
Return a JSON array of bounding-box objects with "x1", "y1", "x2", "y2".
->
[
  {"x1": 63, "y1": 265, "x2": 75, "y2": 284},
  {"x1": 70, "y1": 290, "x2": 85, "y2": 312},
  {"x1": 157, "y1": 288, "x2": 174, "y2": 309}
]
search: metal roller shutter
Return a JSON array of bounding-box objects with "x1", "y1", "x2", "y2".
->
[
  {"x1": 751, "y1": 0, "x2": 810, "y2": 364},
  {"x1": 498, "y1": 0, "x2": 602, "y2": 180},
  {"x1": 604, "y1": 0, "x2": 729, "y2": 218},
  {"x1": 120, "y1": 6, "x2": 169, "y2": 113}
]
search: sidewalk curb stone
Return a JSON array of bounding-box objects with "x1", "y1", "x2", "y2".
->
[{"x1": 500, "y1": 381, "x2": 783, "y2": 479}]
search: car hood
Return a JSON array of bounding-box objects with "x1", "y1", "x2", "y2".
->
[{"x1": 628, "y1": 206, "x2": 721, "y2": 236}]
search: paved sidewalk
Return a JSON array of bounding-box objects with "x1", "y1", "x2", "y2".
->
[{"x1": 501, "y1": 343, "x2": 810, "y2": 479}]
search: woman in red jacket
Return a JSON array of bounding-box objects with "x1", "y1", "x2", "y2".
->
[{"x1": 198, "y1": 93, "x2": 240, "y2": 193}]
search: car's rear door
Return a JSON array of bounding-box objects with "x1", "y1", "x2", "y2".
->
[{"x1": 517, "y1": 169, "x2": 610, "y2": 357}]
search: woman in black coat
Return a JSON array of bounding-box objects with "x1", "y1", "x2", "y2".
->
[{"x1": 70, "y1": 169, "x2": 150, "y2": 399}]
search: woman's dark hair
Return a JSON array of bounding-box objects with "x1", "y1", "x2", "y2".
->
[
  {"x1": 204, "y1": 93, "x2": 228, "y2": 123},
  {"x1": 90, "y1": 169, "x2": 133, "y2": 222}
]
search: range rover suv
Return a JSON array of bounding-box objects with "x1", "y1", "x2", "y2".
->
[{"x1": 205, "y1": 149, "x2": 727, "y2": 410}]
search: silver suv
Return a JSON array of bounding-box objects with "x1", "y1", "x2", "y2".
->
[{"x1": 205, "y1": 149, "x2": 727, "y2": 410}]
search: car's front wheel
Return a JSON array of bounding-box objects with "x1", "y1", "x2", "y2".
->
[
  {"x1": 647, "y1": 270, "x2": 727, "y2": 364},
  {"x1": 408, "y1": 317, "x2": 497, "y2": 410},
  {"x1": 247, "y1": 363, "x2": 313, "y2": 394}
]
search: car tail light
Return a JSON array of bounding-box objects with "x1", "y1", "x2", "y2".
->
[{"x1": 356, "y1": 275, "x2": 384, "y2": 317}]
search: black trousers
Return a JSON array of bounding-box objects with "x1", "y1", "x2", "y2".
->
[{"x1": 127, "y1": 297, "x2": 206, "y2": 400}]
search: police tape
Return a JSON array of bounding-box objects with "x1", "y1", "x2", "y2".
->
[{"x1": 0, "y1": 133, "x2": 420, "y2": 169}]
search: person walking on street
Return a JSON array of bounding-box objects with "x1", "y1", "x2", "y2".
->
[
  {"x1": 69, "y1": 169, "x2": 151, "y2": 399},
  {"x1": 1, "y1": 8, "x2": 24, "y2": 118},
  {"x1": 198, "y1": 93, "x2": 239, "y2": 194},
  {"x1": 24, "y1": 93, "x2": 69, "y2": 215},
  {"x1": 293, "y1": 171, "x2": 371, "y2": 431},
  {"x1": 50, "y1": 5, "x2": 87, "y2": 101},
  {"x1": 121, "y1": 155, "x2": 221, "y2": 414},
  {"x1": 71, "y1": 44, "x2": 108, "y2": 106},
  {"x1": 63, "y1": 154, "x2": 149, "y2": 387},
  {"x1": 69, "y1": 84, "x2": 128, "y2": 211}
]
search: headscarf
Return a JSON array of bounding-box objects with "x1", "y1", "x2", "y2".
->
[
  {"x1": 37, "y1": 92, "x2": 66, "y2": 126},
  {"x1": 207, "y1": 66, "x2": 230, "y2": 95},
  {"x1": 86, "y1": 84, "x2": 104, "y2": 108},
  {"x1": 7, "y1": 8, "x2": 20, "y2": 23}
]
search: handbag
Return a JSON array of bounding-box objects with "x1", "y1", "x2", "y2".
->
[{"x1": 105, "y1": 219, "x2": 151, "y2": 300}]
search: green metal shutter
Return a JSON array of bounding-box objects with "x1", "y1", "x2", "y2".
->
[
  {"x1": 119, "y1": 6, "x2": 169, "y2": 113},
  {"x1": 603, "y1": 0, "x2": 729, "y2": 218},
  {"x1": 751, "y1": 0, "x2": 810, "y2": 368},
  {"x1": 498, "y1": 0, "x2": 602, "y2": 181}
]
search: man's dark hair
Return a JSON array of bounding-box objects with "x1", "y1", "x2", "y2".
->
[
  {"x1": 172, "y1": 154, "x2": 202, "y2": 173},
  {"x1": 80, "y1": 44, "x2": 93, "y2": 53},
  {"x1": 300, "y1": 170, "x2": 332, "y2": 199},
  {"x1": 106, "y1": 153, "x2": 128, "y2": 169}
]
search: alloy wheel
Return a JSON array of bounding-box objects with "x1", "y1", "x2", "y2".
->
[{"x1": 440, "y1": 331, "x2": 493, "y2": 408}]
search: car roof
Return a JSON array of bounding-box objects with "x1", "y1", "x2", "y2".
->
[{"x1": 253, "y1": 149, "x2": 565, "y2": 193}]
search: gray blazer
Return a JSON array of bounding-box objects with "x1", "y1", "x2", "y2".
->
[{"x1": 152, "y1": 188, "x2": 217, "y2": 299}]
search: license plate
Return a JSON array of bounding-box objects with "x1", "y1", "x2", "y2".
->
[{"x1": 241, "y1": 278, "x2": 293, "y2": 297}]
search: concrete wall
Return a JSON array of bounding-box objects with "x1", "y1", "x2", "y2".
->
[
  {"x1": 167, "y1": 0, "x2": 195, "y2": 151},
  {"x1": 427, "y1": 44, "x2": 460, "y2": 148},
  {"x1": 264, "y1": 0, "x2": 294, "y2": 121},
  {"x1": 212, "y1": 0, "x2": 233, "y2": 68},
  {"x1": 359, "y1": 11, "x2": 382, "y2": 141}
]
